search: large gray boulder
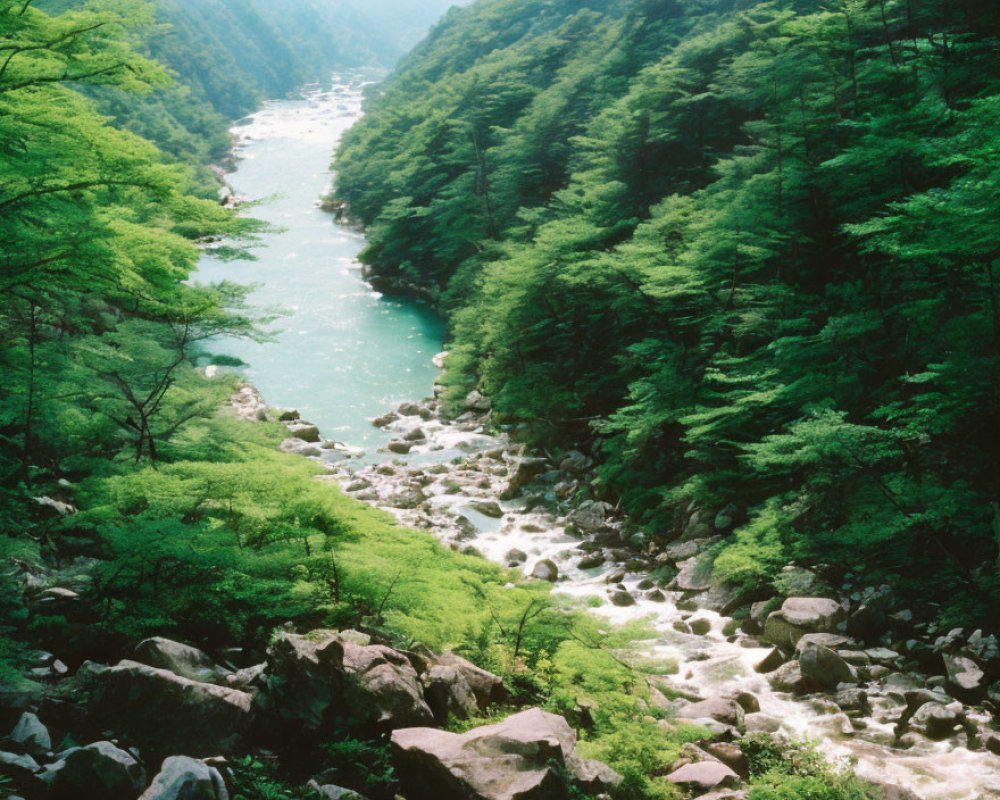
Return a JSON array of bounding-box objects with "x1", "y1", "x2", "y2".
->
[
  {"x1": 764, "y1": 598, "x2": 845, "y2": 650},
  {"x1": 341, "y1": 642, "x2": 435, "y2": 728},
  {"x1": 139, "y1": 756, "x2": 229, "y2": 800},
  {"x1": 942, "y1": 653, "x2": 986, "y2": 701},
  {"x1": 78, "y1": 660, "x2": 253, "y2": 759},
  {"x1": 42, "y1": 741, "x2": 146, "y2": 800},
  {"x1": 134, "y1": 637, "x2": 225, "y2": 684},
  {"x1": 391, "y1": 707, "x2": 621, "y2": 800},
  {"x1": 799, "y1": 642, "x2": 856, "y2": 691},
  {"x1": 676, "y1": 697, "x2": 745, "y2": 730},
  {"x1": 421, "y1": 665, "x2": 479, "y2": 725},
  {"x1": 432, "y1": 653, "x2": 507, "y2": 709},
  {"x1": 261, "y1": 631, "x2": 434, "y2": 733},
  {"x1": 666, "y1": 761, "x2": 740, "y2": 791},
  {"x1": 10, "y1": 712, "x2": 50, "y2": 757}
]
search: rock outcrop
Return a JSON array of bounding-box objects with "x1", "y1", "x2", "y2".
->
[
  {"x1": 763, "y1": 598, "x2": 846, "y2": 650},
  {"x1": 133, "y1": 637, "x2": 226, "y2": 684},
  {"x1": 42, "y1": 741, "x2": 146, "y2": 800},
  {"x1": 78, "y1": 660, "x2": 254, "y2": 759},
  {"x1": 390, "y1": 708, "x2": 621, "y2": 800},
  {"x1": 139, "y1": 756, "x2": 230, "y2": 800}
]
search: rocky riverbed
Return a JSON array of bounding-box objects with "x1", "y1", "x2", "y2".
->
[{"x1": 239, "y1": 373, "x2": 1000, "y2": 800}]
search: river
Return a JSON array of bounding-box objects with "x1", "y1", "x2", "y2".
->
[
  {"x1": 197, "y1": 75, "x2": 1000, "y2": 800},
  {"x1": 195, "y1": 74, "x2": 443, "y2": 456}
]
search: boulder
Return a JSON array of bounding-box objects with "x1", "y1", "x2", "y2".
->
[
  {"x1": 764, "y1": 598, "x2": 845, "y2": 650},
  {"x1": 0, "y1": 750, "x2": 43, "y2": 794},
  {"x1": 341, "y1": 642, "x2": 435, "y2": 729},
  {"x1": 558, "y1": 451, "x2": 593, "y2": 474},
  {"x1": 310, "y1": 785, "x2": 366, "y2": 800},
  {"x1": 666, "y1": 761, "x2": 740, "y2": 791},
  {"x1": 421, "y1": 665, "x2": 478, "y2": 725},
  {"x1": 500, "y1": 457, "x2": 548, "y2": 499},
  {"x1": 468, "y1": 500, "x2": 503, "y2": 519},
  {"x1": 703, "y1": 742, "x2": 750, "y2": 779},
  {"x1": 610, "y1": 590, "x2": 636, "y2": 607},
  {"x1": 799, "y1": 643, "x2": 856, "y2": 691},
  {"x1": 78, "y1": 660, "x2": 253, "y2": 759},
  {"x1": 280, "y1": 438, "x2": 322, "y2": 457},
  {"x1": 259, "y1": 631, "x2": 344, "y2": 731},
  {"x1": 676, "y1": 697, "x2": 744, "y2": 730},
  {"x1": 432, "y1": 653, "x2": 506, "y2": 709},
  {"x1": 10, "y1": 712, "x2": 50, "y2": 757},
  {"x1": 566, "y1": 502, "x2": 614, "y2": 534},
  {"x1": 530, "y1": 559, "x2": 559, "y2": 582},
  {"x1": 464, "y1": 391, "x2": 492, "y2": 413},
  {"x1": 139, "y1": 756, "x2": 229, "y2": 800},
  {"x1": 672, "y1": 558, "x2": 712, "y2": 592},
  {"x1": 943, "y1": 653, "x2": 986, "y2": 701},
  {"x1": 504, "y1": 549, "x2": 528, "y2": 566},
  {"x1": 263, "y1": 632, "x2": 434, "y2": 733},
  {"x1": 769, "y1": 661, "x2": 807, "y2": 694},
  {"x1": 42, "y1": 741, "x2": 146, "y2": 800},
  {"x1": 754, "y1": 648, "x2": 785, "y2": 674},
  {"x1": 909, "y1": 702, "x2": 963, "y2": 741},
  {"x1": 390, "y1": 708, "x2": 620, "y2": 800},
  {"x1": 134, "y1": 637, "x2": 224, "y2": 683},
  {"x1": 286, "y1": 423, "x2": 321, "y2": 443}
]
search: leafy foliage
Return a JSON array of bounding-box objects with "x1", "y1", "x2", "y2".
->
[{"x1": 336, "y1": 0, "x2": 1000, "y2": 623}]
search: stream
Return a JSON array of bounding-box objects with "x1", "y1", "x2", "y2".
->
[{"x1": 196, "y1": 75, "x2": 1000, "y2": 800}]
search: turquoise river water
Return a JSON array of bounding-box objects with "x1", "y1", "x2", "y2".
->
[{"x1": 194, "y1": 75, "x2": 444, "y2": 455}]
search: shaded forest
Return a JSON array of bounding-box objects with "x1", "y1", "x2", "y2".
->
[{"x1": 335, "y1": 0, "x2": 1000, "y2": 625}]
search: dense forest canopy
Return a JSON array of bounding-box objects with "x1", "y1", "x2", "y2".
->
[{"x1": 335, "y1": 0, "x2": 1000, "y2": 625}]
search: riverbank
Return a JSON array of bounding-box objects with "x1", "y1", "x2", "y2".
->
[{"x1": 257, "y1": 373, "x2": 1000, "y2": 800}]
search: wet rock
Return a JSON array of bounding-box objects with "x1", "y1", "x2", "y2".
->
[
  {"x1": 42, "y1": 741, "x2": 146, "y2": 800},
  {"x1": 468, "y1": 500, "x2": 503, "y2": 519},
  {"x1": 769, "y1": 661, "x2": 807, "y2": 694},
  {"x1": 373, "y1": 412, "x2": 399, "y2": 428},
  {"x1": 577, "y1": 553, "x2": 605, "y2": 570},
  {"x1": 530, "y1": 559, "x2": 559, "y2": 582},
  {"x1": 704, "y1": 741, "x2": 750, "y2": 780},
  {"x1": 500, "y1": 457, "x2": 548, "y2": 499},
  {"x1": 647, "y1": 589, "x2": 667, "y2": 603},
  {"x1": 566, "y1": 501, "x2": 614, "y2": 534},
  {"x1": 677, "y1": 697, "x2": 744, "y2": 730},
  {"x1": 272, "y1": 407, "x2": 300, "y2": 422},
  {"x1": 286, "y1": 422, "x2": 321, "y2": 443},
  {"x1": 764, "y1": 597, "x2": 845, "y2": 650},
  {"x1": 943, "y1": 653, "x2": 986, "y2": 701},
  {"x1": 835, "y1": 687, "x2": 871, "y2": 715},
  {"x1": 794, "y1": 632, "x2": 849, "y2": 655},
  {"x1": 385, "y1": 487, "x2": 427, "y2": 509},
  {"x1": 78, "y1": 660, "x2": 253, "y2": 759},
  {"x1": 280, "y1": 437, "x2": 322, "y2": 457},
  {"x1": 673, "y1": 557, "x2": 712, "y2": 592},
  {"x1": 666, "y1": 761, "x2": 740, "y2": 791},
  {"x1": 134, "y1": 637, "x2": 225, "y2": 684},
  {"x1": 390, "y1": 707, "x2": 621, "y2": 800},
  {"x1": 799, "y1": 642, "x2": 856, "y2": 690},
  {"x1": 9, "y1": 712, "x2": 50, "y2": 758},
  {"x1": 610, "y1": 590, "x2": 636, "y2": 607},
  {"x1": 504, "y1": 549, "x2": 527, "y2": 566},
  {"x1": 388, "y1": 441, "x2": 413, "y2": 454},
  {"x1": 688, "y1": 618, "x2": 712, "y2": 636},
  {"x1": 734, "y1": 692, "x2": 760, "y2": 714},
  {"x1": 744, "y1": 713, "x2": 782, "y2": 733},
  {"x1": 139, "y1": 756, "x2": 229, "y2": 800},
  {"x1": 404, "y1": 427, "x2": 427, "y2": 442},
  {"x1": 909, "y1": 702, "x2": 963, "y2": 740},
  {"x1": 754, "y1": 648, "x2": 785, "y2": 674}
]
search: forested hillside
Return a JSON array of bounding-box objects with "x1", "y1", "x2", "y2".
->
[{"x1": 335, "y1": 0, "x2": 1000, "y2": 625}]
